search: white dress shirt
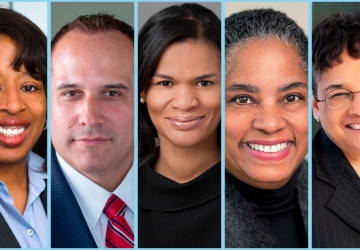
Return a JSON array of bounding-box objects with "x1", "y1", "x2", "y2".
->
[{"x1": 56, "y1": 153, "x2": 134, "y2": 248}]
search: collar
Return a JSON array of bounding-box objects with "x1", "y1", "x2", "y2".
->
[
  {"x1": 313, "y1": 128, "x2": 348, "y2": 187},
  {"x1": 56, "y1": 153, "x2": 134, "y2": 230}
]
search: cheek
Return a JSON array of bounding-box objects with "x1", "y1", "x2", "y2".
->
[{"x1": 226, "y1": 109, "x2": 251, "y2": 142}]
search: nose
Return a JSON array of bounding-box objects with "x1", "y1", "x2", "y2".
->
[
  {"x1": 252, "y1": 104, "x2": 287, "y2": 134},
  {"x1": 78, "y1": 95, "x2": 104, "y2": 127},
  {"x1": 0, "y1": 87, "x2": 26, "y2": 114},
  {"x1": 171, "y1": 85, "x2": 199, "y2": 110},
  {"x1": 348, "y1": 91, "x2": 360, "y2": 116}
]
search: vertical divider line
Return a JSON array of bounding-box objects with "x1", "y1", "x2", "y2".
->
[
  {"x1": 47, "y1": 1, "x2": 52, "y2": 248},
  {"x1": 308, "y1": 1, "x2": 313, "y2": 248},
  {"x1": 221, "y1": 1, "x2": 226, "y2": 249},
  {"x1": 134, "y1": 1, "x2": 139, "y2": 248}
]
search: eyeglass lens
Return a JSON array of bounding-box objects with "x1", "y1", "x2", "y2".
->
[{"x1": 326, "y1": 89, "x2": 356, "y2": 109}]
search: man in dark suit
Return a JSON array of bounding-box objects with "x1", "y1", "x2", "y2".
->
[
  {"x1": 51, "y1": 13, "x2": 134, "y2": 248},
  {"x1": 312, "y1": 11, "x2": 360, "y2": 247}
]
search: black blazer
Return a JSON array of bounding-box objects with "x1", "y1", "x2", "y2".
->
[
  {"x1": 51, "y1": 145, "x2": 97, "y2": 248},
  {"x1": 0, "y1": 180, "x2": 47, "y2": 248},
  {"x1": 313, "y1": 128, "x2": 360, "y2": 247}
]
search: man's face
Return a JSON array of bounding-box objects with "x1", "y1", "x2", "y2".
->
[{"x1": 51, "y1": 31, "x2": 134, "y2": 177}]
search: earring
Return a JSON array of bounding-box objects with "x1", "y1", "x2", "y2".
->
[
  {"x1": 140, "y1": 97, "x2": 145, "y2": 104},
  {"x1": 44, "y1": 119, "x2": 47, "y2": 130},
  {"x1": 314, "y1": 117, "x2": 320, "y2": 123}
]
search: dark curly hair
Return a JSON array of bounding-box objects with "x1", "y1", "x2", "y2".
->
[
  {"x1": 138, "y1": 3, "x2": 221, "y2": 166},
  {"x1": 312, "y1": 12, "x2": 360, "y2": 97},
  {"x1": 225, "y1": 8, "x2": 307, "y2": 73}
]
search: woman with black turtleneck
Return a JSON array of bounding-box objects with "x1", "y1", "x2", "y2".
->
[{"x1": 225, "y1": 8, "x2": 308, "y2": 248}]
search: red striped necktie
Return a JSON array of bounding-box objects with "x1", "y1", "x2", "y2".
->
[{"x1": 103, "y1": 194, "x2": 134, "y2": 248}]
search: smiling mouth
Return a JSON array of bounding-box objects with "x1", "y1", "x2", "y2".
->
[
  {"x1": 247, "y1": 142, "x2": 290, "y2": 153},
  {"x1": 0, "y1": 126, "x2": 26, "y2": 137},
  {"x1": 348, "y1": 124, "x2": 360, "y2": 130}
]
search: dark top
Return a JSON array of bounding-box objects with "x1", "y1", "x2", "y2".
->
[
  {"x1": 232, "y1": 169, "x2": 307, "y2": 247},
  {"x1": 138, "y1": 162, "x2": 221, "y2": 248},
  {"x1": 313, "y1": 128, "x2": 360, "y2": 247}
]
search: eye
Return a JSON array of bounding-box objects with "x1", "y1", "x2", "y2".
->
[
  {"x1": 196, "y1": 81, "x2": 212, "y2": 87},
  {"x1": 232, "y1": 95, "x2": 254, "y2": 104},
  {"x1": 104, "y1": 91, "x2": 120, "y2": 97},
  {"x1": 21, "y1": 85, "x2": 37, "y2": 92},
  {"x1": 283, "y1": 94, "x2": 303, "y2": 103},
  {"x1": 159, "y1": 81, "x2": 173, "y2": 86},
  {"x1": 64, "y1": 91, "x2": 79, "y2": 97}
]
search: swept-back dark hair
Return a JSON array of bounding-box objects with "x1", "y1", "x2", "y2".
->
[
  {"x1": 138, "y1": 3, "x2": 221, "y2": 166},
  {"x1": 0, "y1": 7, "x2": 47, "y2": 163},
  {"x1": 312, "y1": 12, "x2": 360, "y2": 97},
  {"x1": 225, "y1": 8, "x2": 307, "y2": 74},
  {"x1": 51, "y1": 13, "x2": 134, "y2": 51}
]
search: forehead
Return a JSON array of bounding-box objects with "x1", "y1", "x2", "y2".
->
[
  {"x1": 155, "y1": 40, "x2": 220, "y2": 75},
  {"x1": 52, "y1": 30, "x2": 134, "y2": 88},
  {"x1": 226, "y1": 38, "x2": 306, "y2": 88},
  {"x1": 317, "y1": 49, "x2": 360, "y2": 91}
]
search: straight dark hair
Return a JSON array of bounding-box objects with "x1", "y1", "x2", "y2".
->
[
  {"x1": 0, "y1": 7, "x2": 47, "y2": 163},
  {"x1": 138, "y1": 3, "x2": 221, "y2": 166}
]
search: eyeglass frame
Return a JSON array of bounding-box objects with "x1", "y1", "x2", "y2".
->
[{"x1": 313, "y1": 88, "x2": 360, "y2": 109}]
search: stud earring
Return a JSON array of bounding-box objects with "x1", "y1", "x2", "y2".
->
[
  {"x1": 140, "y1": 97, "x2": 145, "y2": 104},
  {"x1": 314, "y1": 117, "x2": 320, "y2": 123}
]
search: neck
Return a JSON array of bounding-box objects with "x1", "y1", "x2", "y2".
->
[
  {"x1": 83, "y1": 157, "x2": 133, "y2": 192},
  {"x1": 346, "y1": 152, "x2": 360, "y2": 176},
  {"x1": 0, "y1": 159, "x2": 29, "y2": 214},
  {"x1": 155, "y1": 135, "x2": 220, "y2": 183}
]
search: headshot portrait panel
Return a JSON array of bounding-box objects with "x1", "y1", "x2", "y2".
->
[
  {"x1": 138, "y1": 2, "x2": 221, "y2": 248},
  {"x1": 0, "y1": 3, "x2": 47, "y2": 248},
  {"x1": 51, "y1": 2, "x2": 134, "y2": 248},
  {"x1": 312, "y1": 2, "x2": 360, "y2": 248},
  {"x1": 225, "y1": 2, "x2": 308, "y2": 248}
]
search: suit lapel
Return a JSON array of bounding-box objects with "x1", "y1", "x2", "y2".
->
[
  {"x1": 0, "y1": 213, "x2": 21, "y2": 248},
  {"x1": 314, "y1": 129, "x2": 360, "y2": 233},
  {"x1": 326, "y1": 162, "x2": 360, "y2": 233},
  {"x1": 51, "y1": 145, "x2": 97, "y2": 248}
]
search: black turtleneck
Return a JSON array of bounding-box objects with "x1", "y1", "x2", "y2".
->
[{"x1": 233, "y1": 168, "x2": 307, "y2": 248}]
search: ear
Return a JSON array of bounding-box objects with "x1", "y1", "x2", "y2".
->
[
  {"x1": 312, "y1": 93, "x2": 320, "y2": 119},
  {"x1": 140, "y1": 90, "x2": 146, "y2": 100}
]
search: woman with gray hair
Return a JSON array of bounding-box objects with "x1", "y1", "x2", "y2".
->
[{"x1": 225, "y1": 9, "x2": 308, "y2": 247}]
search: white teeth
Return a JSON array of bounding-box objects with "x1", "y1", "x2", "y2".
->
[
  {"x1": 248, "y1": 142, "x2": 289, "y2": 153},
  {"x1": 349, "y1": 124, "x2": 360, "y2": 130},
  {"x1": 0, "y1": 127, "x2": 26, "y2": 137}
]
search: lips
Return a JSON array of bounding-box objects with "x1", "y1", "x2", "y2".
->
[
  {"x1": 75, "y1": 136, "x2": 110, "y2": 146},
  {"x1": 347, "y1": 124, "x2": 360, "y2": 130},
  {"x1": 0, "y1": 119, "x2": 30, "y2": 147},
  {"x1": 247, "y1": 142, "x2": 289, "y2": 153},
  {"x1": 243, "y1": 140, "x2": 293, "y2": 161},
  {"x1": 167, "y1": 116, "x2": 204, "y2": 130}
]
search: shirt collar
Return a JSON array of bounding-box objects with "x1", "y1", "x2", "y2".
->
[{"x1": 56, "y1": 152, "x2": 134, "y2": 229}]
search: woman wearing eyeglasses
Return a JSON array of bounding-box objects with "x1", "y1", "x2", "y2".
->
[{"x1": 312, "y1": 12, "x2": 360, "y2": 248}]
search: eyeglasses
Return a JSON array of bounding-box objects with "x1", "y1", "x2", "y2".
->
[{"x1": 314, "y1": 88, "x2": 360, "y2": 109}]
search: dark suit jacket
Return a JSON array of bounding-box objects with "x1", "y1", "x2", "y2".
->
[
  {"x1": 51, "y1": 145, "x2": 97, "y2": 248},
  {"x1": 0, "y1": 179, "x2": 47, "y2": 248},
  {"x1": 313, "y1": 128, "x2": 360, "y2": 247}
]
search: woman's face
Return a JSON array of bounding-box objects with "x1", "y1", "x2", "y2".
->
[
  {"x1": 0, "y1": 35, "x2": 46, "y2": 165},
  {"x1": 313, "y1": 49, "x2": 360, "y2": 162},
  {"x1": 225, "y1": 38, "x2": 308, "y2": 189},
  {"x1": 143, "y1": 40, "x2": 220, "y2": 148}
]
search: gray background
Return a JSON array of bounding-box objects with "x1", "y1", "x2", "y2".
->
[
  {"x1": 51, "y1": 2, "x2": 134, "y2": 39},
  {"x1": 138, "y1": 2, "x2": 220, "y2": 31}
]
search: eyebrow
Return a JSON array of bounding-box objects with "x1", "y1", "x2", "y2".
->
[
  {"x1": 324, "y1": 84, "x2": 344, "y2": 92},
  {"x1": 226, "y1": 83, "x2": 260, "y2": 93},
  {"x1": 153, "y1": 73, "x2": 219, "y2": 81},
  {"x1": 278, "y1": 82, "x2": 308, "y2": 92},
  {"x1": 56, "y1": 83, "x2": 129, "y2": 90}
]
